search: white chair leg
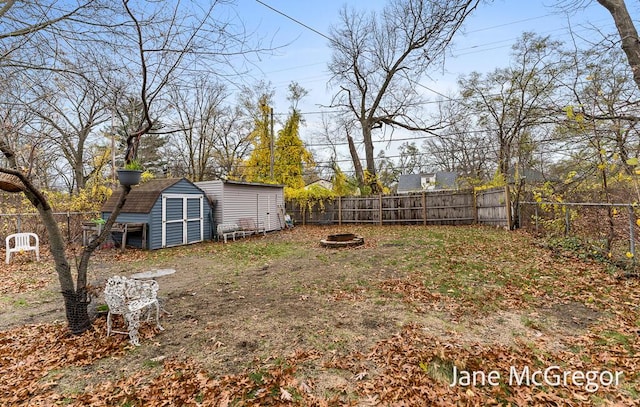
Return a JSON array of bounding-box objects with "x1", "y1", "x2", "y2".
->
[
  {"x1": 154, "y1": 301, "x2": 164, "y2": 331},
  {"x1": 125, "y1": 311, "x2": 141, "y2": 346},
  {"x1": 106, "y1": 312, "x2": 113, "y2": 337}
]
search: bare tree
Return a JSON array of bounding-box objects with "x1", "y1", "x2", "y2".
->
[
  {"x1": 327, "y1": 0, "x2": 480, "y2": 193},
  {"x1": 424, "y1": 98, "x2": 493, "y2": 183},
  {"x1": 23, "y1": 71, "x2": 110, "y2": 192},
  {"x1": 167, "y1": 79, "x2": 252, "y2": 181},
  {"x1": 0, "y1": 0, "x2": 261, "y2": 334},
  {"x1": 458, "y1": 33, "x2": 566, "y2": 178}
]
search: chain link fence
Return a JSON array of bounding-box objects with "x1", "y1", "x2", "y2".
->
[
  {"x1": 0, "y1": 211, "x2": 99, "y2": 246},
  {"x1": 519, "y1": 201, "x2": 638, "y2": 264}
]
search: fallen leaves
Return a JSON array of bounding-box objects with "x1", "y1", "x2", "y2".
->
[{"x1": 2, "y1": 225, "x2": 640, "y2": 405}]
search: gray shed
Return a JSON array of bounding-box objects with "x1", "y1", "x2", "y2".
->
[
  {"x1": 101, "y1": 178, "x2": 212, "y2": 249},
  {"x1": 195, "y1": 180, "x2": 285, "y2": 234}
]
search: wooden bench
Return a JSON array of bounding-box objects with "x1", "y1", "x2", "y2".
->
[
  {"x1": 238, "y1": 218, "x2": 266, "y2": 237},
  {"x1": 5, "y1": 232, "x2": 40, "y2": 264},
  {"x1": 217, "y1": 223, "x2": 240, "y2": 243}
]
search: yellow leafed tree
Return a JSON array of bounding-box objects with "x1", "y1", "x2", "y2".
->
[
  {"x1": 242, "y1": 98, "x2": 273, "y2": 183},
  {"x1": 274, "y1": 110, "x2": 314, "y2": 189}
]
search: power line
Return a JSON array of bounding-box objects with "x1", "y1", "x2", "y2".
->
[{"x1": 254, "y1": 0, "x2": 332, "y2": 41}]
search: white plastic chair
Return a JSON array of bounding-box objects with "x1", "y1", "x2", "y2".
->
[
  {"x1": 5, "y1": 232, "x2": 40, "y2": 264},
  {"x1": 104, "y1": 276, "x2": 163, "y2": 346}
]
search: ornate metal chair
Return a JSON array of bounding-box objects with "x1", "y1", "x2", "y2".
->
[{"x1": 104, "y1": 275, "x2": 163, "y2": 346}]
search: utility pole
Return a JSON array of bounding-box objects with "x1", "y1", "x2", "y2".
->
[
  {"x1": 111, "y1": 110, "x2": 116, "y2": 186},
  {"x1": 269, "y1": 106, "x2": 274, "y2": 180}
]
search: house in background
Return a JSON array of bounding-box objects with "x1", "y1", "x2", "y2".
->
[
  {"x1": 507, "y1": 167, "x2": 548, "y2": 185},
  {"x1": 396, "y1": 172, "x2": 458, "y2": 194},
  {"x1": 304, "y1": 179, "x2": 333, "y2": 191},
  {"x1": 195, "y1": 180, "x2": 285, "y2": 234},
  {"x1": 101, "y1": 178, "x2": 212, "y2": 250}
]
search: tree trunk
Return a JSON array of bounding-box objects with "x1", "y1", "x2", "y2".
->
[
  {"x1": 346, "y1": 133, "x2": 364, "y2": 186},
  {"x1": 597, "y1": 0, "x2": 640, "y2": 92},
  {"x1": 361, "y1": 124, "x2": 381, "y2": 193},
  {"x1": 62, "y1": 289, "x2": 91, "y2": 334},
  {"x1": 362, "y1": 125, "x2": 376, "y2": 177}
]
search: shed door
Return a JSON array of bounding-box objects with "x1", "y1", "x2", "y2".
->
[
  {"x1": 162, "y1": 194, "x2": 204, "y2": 248},
  {"x1": 256, "y1": 193, "x2": 282, "y2": 231}
]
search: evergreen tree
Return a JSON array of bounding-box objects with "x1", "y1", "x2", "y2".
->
[{"x1": 242, "y1": 95, "x2": 273, "y2": 183}]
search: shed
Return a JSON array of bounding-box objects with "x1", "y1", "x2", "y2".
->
[
  {"x1": 195, "y1": 180, "x2": 285, "y2": 234},
  {"x1": 101, "y1": 178, "x2": 212, "y2": 250}
]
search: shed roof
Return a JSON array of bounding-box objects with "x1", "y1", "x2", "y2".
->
[
  {"x1": 102, "y1": 178, "x2": 185, "y2": 214},
  {"x1": 223, "y1": 180, "x2": 285, "y2": 188}
]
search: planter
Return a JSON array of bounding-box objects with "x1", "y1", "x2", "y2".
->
[{"x1": 117, "y1": 169, "x2": 142, "y2": 186}]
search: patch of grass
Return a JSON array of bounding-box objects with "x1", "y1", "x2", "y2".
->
[
  {"x1": 96, "y1": 304, "x2": 109, "y2": 312},
  {"x1": 420, "y1": 356, "x2": 455, "y2": 384},
  {"x1": 227, "y1": 242, "x2": 296, "y2": 260},
  {"x1": 521, "y1": 315, "x2": 544, "y2": 331},
  {"x1": 248, "y1": 370, "x2": 266, "y2": 386},
  {"x1": 142, "y1": 359, "x2": 162, "y2": 369},
  {"x1": 13, "y1": 298, "x2": 28, "y2": 307},
  {"x1": 625, "y1": 385, "x2": 640, "y2": 400},
  {"x1": 597, "y1": 330, "x2": 632, "y2": 351}
]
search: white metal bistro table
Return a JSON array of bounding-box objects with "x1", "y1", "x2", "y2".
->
[
  {"x1": 130, "y1": 268, "x2": 176, "y2": 279},
  {"x1": 130, "y1": 269, "x2": 176, "y2": 316}
]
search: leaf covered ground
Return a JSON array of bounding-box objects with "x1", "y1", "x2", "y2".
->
[{"x1": 1, "y1": 225, "x2": 639, "y2": 406}]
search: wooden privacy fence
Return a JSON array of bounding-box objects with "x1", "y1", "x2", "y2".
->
[{"x1": 286, "y1": 187, "x2": 511, "y2": 227}]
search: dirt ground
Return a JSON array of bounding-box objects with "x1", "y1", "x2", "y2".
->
[{"x1": 1, "y1": 225, "x2": 610, "y2": 402}]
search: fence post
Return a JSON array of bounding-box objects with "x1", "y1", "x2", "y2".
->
[
  {"x1": 473, "y1": 189, "x2": 478, "y2": 224},
  {"x1": 422, "y1": 192, "x2": 427, "y2": 226},
  {"x1": 338, "y1": 196, "x2": 342, "y2": 226},
  {"x1": 534, "y1": 205, "x2": 539, "y2": 233},
  {"x1": 67, "y1": 211, "x2": 71, "y2": 243},
  {"x1": 302, "y1": 204, "x2": 306, "y2": 226},
  {"x1": 16, "y1": 214, "x2": 21, "y2": 233},
  {"x1": 504, "y1": 185, "x2": 512, "y2": 229},
  {"x1": 564, "y1": 205, "x2": 570, "y2": 236},
  {"x1": 629, "y1": 205, "x2": 636, "y2": 260},
  {"x1": 378, "y1": 194, "x2": 383, "y2": 226}
]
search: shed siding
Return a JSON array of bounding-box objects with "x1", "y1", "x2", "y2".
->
[
  {"x1": 195, "y1": 181, "x2": 284, "y2": 233},
  {"x1": 148, "y1": 197, "x2": 164, "y2": 250},
  {"x1": 195, "y1": 181, "x2": 224, "y2": 232},
  {"x1": 102, "y1": 178, "x2": 211, "y2": 250}
]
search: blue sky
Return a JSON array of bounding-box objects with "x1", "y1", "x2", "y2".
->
[
  {"x1": 232, "y1": 0, "x2": 638, "y2": 168},
  {"x1": 237, "y1": 0, "x2": 630, "y2": 108}
]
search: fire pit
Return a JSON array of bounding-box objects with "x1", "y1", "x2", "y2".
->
[{"x1": 320, "y1": 233, "x2": 364, "y2": 248}]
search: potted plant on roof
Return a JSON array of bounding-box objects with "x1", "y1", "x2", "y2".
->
[{"x1": 117, "y1": 159, "x2": 143, "y2": 186}]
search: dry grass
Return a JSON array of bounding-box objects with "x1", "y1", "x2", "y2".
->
[{"x1": 1, "y1": 225, "x2": 639, "y2": 405}]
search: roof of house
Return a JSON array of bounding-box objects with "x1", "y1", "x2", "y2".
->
[
  {"x1": 305, "y1": 179, "x2": 333, "y2": 190},
  {"x1": 101, "y1": 178, "x2": 185, "y2": 214},
  {"x1": 397, "y1": 172, "x2": 457, "y2": 193},
  {"x1": 507, "y1": 167, "x2": 548, "y2": 183}
]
